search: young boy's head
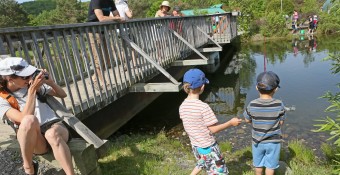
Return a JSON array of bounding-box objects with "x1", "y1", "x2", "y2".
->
[
  {"x1": 256, "y1": 71, "x2": 280, "y2": 95},
  {"x1": 183, "y1": 68, "x2": 209, "y2": 94}
]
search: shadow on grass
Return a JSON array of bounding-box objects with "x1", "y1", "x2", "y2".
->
[
  {"x1": 99, "y1": 135, "x2": 164, "y2": 175},
  {"x1": 226, "y1": 150, "x2": 253, "y2": 174}
]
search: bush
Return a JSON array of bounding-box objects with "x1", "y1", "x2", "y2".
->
[
  {"x1": 314, "y1": 52, "x2": 340, "y2": 174},
  {"x1": 260, "y1": 12, "x2": 288, "y2": 37},
  {"x1": 288, "y1": 140, "x2": 315, "y2": 164}
]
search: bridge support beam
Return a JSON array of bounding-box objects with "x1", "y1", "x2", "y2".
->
[{"x1": 129, "y1": 83, "x2": 181, "y2": 92}]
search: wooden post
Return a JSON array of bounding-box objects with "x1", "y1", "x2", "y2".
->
[{"x1": 46, "y1": 96, "x2": 105, "y2": 148}]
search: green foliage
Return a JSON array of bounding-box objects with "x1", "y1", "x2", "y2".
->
[
  {"x1": 260, "y1": 12, "x2": 288, "y2": 37},
  {"x1": 300, "y1": 0, "x2": 320, "y2": 15},
  {"x1": 314, "y1": 52, "x2": 340, "y2": 174},
  {"x1": 146, "y1": 0, "x2": 163, "y2": 17},
  {"x1": 99, "y1": 132, "x2": 193, "y2": 175},
  {"x1": 0, "y1": 0, "x2": 29, "y2": 28},
  {"x1": 318, "y1": 2, "x2": 340, "y2": 34},
  {"x1": 193, "y1": 9, "x2": 209, "y2": 15},
  {"x1": 266, "y1": 0, "x2": 294, "y2": 15},
  {"x1": 29, "y1": 0, "x2": 85, "y2": 26},
  {"x1": 321, "y1": 143, "x2": 340, "y2": 163},
  {"x1": 21, "y1": 0, "x2": 56, "y2": 16},
  {"x1": 288, "y1": 140, "x2": 315, "y2": 164},
  {"x1": 128, "y1": 0, "x2": 153, "y2": 18},
  {"x1": 219, "y1": 141, "x2": 233, "y2": 152}
]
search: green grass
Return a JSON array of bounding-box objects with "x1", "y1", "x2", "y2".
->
[
  {"x1": 99, "y1": 133, "x2": 332, "y2": 175},
  {"x1": 286, "y1": 140, "x2": 332, "y2": 175}
]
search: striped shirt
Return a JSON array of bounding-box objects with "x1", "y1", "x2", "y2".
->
[
  {"x1": 243, "y1": 98, "x2": 285, "y2": 144},
  {"x1": 179, "y1": 99, "x2": 218, "y2": 148}
]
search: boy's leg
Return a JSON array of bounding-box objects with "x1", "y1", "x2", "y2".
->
[
  {"x1": 255, "y1": 167, "x2": 263, "y2": 175},
  {"x1": 263, "y1": 143, "x2": 280, "y2": 175},
  {"x1": 252, "y1": 143, "x2": 266, "y2": 175},
  {"x1": 265, "y1": 168, "x2": 275, "y2": 175},
  {"x1": 190, "y1": 167, "x2": 202, "y2": 175}
]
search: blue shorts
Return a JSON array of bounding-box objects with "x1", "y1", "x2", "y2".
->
[
  {"x1": 252, "y1": 143, "x2": 280, "y2": 169},
  {"x1": 192, "y1": 143, "x2": 229, "y2": 175}
]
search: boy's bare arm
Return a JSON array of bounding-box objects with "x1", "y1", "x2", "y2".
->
[
  {"x1": 208, "y1": 117, "x2": 242, "y2": 134},
  {"x1": 245, "y1": 118, "x2": 252, "y2": 123}
]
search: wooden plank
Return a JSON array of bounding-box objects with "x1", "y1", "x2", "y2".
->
[
  {"x1": 195, "y1": 26, "x2": 222, "y2": 50},
  {"x1": 198, "y1": 47, "x2": 222, "y2": 52},
  {"x1": 171, "y1": 59, "x2": 209, "y2": 66},
  {"x1": 122, "y1": 35, "x2": 180, "y2": 85},
  {"x1": 129, "y1": 83, "x2": 181, "y2": 92},
  {"x1": 46, "y1": 96, "x2": 105, "y2": 149}
]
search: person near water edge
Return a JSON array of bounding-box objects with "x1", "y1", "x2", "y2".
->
[
  {"x1": 243, "y1": 71, "x2": 286, "y2": 175},
  {"x1": 179, "y1": 68, "x2": 242, "y2": 175}
]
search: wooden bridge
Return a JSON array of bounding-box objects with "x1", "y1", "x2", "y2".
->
[
  {"x1": 0, "y1": 13, "x2": 238, "y2": 174},
  {"x1": 0, "y1": 12, "x2": 237, "y2": 145}
]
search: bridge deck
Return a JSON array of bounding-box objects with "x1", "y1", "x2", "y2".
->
[{"x1": 0, "y1": 13, "x2": 238, "y2": 119}]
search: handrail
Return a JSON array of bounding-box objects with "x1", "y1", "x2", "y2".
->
[{"x1": 0, "y1": 13, "x2": 237, "y2": 117}]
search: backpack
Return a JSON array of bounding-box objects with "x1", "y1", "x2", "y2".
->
[{"x1": 0, "y1": 90, "x2": 20, "y2": 133}]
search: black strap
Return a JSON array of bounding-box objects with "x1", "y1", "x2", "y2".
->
[{"x1": 4, "y1": 118, "x2": 18, "y2": 136}]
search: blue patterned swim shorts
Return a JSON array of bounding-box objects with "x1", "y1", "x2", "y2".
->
[{"x1": 192, "y1": 142, "x2": 229, "y2": 175}]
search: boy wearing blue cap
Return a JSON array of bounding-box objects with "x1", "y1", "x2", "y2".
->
[
  {"x1": 243, "y1": 71, "x2": 286, "y2": 175},
  {"x1": 179, "y1": 68, "x2": 242, "y2": 175}
]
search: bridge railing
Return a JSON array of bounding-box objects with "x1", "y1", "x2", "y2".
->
[{"x1": 0, "y1": 13, "x2": 236, "y2": 117}]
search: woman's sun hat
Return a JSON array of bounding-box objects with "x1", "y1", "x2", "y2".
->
[
  {"x1": 160, "y1": 1, "x2": 171, "y2": 11},
  {"x1": 0, "y1": 57, "x2": 37, "y2": 76}
]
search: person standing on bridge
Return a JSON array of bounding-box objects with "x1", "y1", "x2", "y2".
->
[
  {"x1": 88, "y1": 0, "x2": 124, "y2": 90},
  {"x1": 172, "y1": 6, "x2": 184, "y2": 17},
  {"x1": 0, "y1": 57, "x2": 74, "y2": 175},
  {"x1": 155, "y1": 1, "x2": 171, "y2": 17},
  {"x1": 115, "y1": 0, "x2": 132, "y2": 20},
  {"x1": 179, "y1": 68, "x2": 242, "y2": 175}
]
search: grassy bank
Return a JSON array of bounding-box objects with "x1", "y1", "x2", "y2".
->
[{"x1": 98, "y1": 132, "x2": 332, "y2": 175}]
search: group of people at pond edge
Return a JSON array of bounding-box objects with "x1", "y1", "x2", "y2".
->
[
  {"x1": 180, "y1": 69, "x2": 285, "y2": 175},
  {"x1": 291, "y1": 9, "x2": 318, "y2": 35}
]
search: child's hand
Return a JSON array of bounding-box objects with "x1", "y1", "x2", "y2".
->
[{"x1": 229, "y1": 117, "x2": 242, "y2": 126}]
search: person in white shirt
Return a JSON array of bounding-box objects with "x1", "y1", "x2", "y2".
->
[
  {"x1": 115, "y1": 0, "x2": 132, "y2": 20},
  {"x1": 0, "y1": 57, "x2": 74, "y2": 175}
]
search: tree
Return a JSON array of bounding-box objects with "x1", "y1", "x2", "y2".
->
[
  {"x1": 29, "y1": 0, "x2": 84, "y2": 26},
  {"x1": 21, "y1": 0, "x2": 56, "y2": 16},
  {"x1": 0, "y1": 0, "x2": 29, "y2": 28}
]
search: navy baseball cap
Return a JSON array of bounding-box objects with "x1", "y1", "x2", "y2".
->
[
  {"x1": 183, "y1": 68, "x2": 209, "y2": 89},
  {"x1": 256, "y1": 71, "x2": 280, "y2": 90}
]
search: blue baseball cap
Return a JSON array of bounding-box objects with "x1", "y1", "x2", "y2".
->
[
  {"x1": 183, "y1": 68, "x2": 209, "y2": 89},
  {"x1": 256, "y1": 71, "x2": 280, "y2": 91}
]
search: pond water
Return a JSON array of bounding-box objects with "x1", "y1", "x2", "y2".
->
[{"x1": 115, "y1": 35, "x2": 340, "y2": 155}]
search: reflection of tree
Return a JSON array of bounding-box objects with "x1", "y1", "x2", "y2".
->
[
  {"x1": 238, "y1": 51, "x2": 256, "y2": 90},
  {"x1": 302, "y1": 52, "x2": 315, "y2": 67}
]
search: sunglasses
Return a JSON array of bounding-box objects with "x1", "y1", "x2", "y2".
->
[
  {"x1": 20, "y1": 76, "x2": 30, "y2": 80},
  {"x1": 10, "y1": 64, "x2": 26, "y2": 72}
]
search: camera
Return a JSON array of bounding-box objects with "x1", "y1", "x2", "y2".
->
[{"x1": 31, "y1": 70, "x2": 49, "y2": 80}]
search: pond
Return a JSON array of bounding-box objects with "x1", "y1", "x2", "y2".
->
[{"x1": 115, "y1": 35, "x2": 340, "y2": 155}]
